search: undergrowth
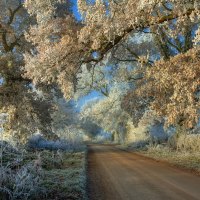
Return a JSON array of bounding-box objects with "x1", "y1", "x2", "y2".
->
[
  {"x1": 121, "y1": 127, "x2": 200, "y2": 174},
  {"x1": 141, "y1": 145, "x2": 200, "y2": 174},
  {"x1": 0, "y1": 141, "x2": 87, "y2": 200}
]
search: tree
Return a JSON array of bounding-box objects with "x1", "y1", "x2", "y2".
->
[
  {"x1": 23, "y1": 0, "x2": 200, "y2": 130},
  {"x1": 0, "y1": 0, "x2": 76, "y2": 142},
  {"x1": 77, "y1": 0, "x2": 198, "y2": 55},
  {"x1": 24, "y1": 0, "x2": 85, "y2": 99},
  {"x1": 142, "y1": 48, "x2": 200, "y2": 128},
  {"x1": 78, "y1": 0, "x2": 200, "y2": 129},
  {"x1": 81, "y1": 83, "x2": 131, "y2": 142}
]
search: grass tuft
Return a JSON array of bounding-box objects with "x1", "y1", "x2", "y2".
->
[{"x1": 0, "y1": 141, "x2": 87, "y2": 200}]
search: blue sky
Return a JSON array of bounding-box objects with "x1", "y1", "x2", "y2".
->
[
  {"x1": 76, "y1": 91, "x2": 103, "y2": 109},
  {"x1": 72, "y1": 0, "x2": 82, "y2": 20}
]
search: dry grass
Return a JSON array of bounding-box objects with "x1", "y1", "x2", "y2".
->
[
  {"x1": 176, "y1": 134, "x2": 200, "y2": 151},
  {"x1": 41, "y1": 151, "x2": 87, "y2": 200},
  {"x1": 0, "y1": 142, "x2": 87, "y2": 200},
  {"x1": 122, "y1": 128, "x2": 200, "y2": 174},
  {"x1": 139, "y1": 145, "x2": 200, "y2": 175}
]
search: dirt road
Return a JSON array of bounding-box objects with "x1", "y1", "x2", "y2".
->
[{"x1": 87, "y1": 144, "x2": 200, "y2": 200}]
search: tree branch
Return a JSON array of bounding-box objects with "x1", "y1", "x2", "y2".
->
[
  {"x1": 83, "y1": 8, "x2": 194, "y2": 64},
  {"x1": 8, "y1": 4, "x2": 23, "y2": 25}
]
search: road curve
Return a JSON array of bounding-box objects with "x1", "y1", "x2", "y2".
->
[{"x1": 87, "y1": 144, "x2": 200, "y2": 200}]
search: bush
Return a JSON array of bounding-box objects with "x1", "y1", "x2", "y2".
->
[
  {"x1": 27, "y1": 134, "x2": 83, "y2": 151},
  {"x1": 0, "y1": 140, "x2": 86, "y2": 200},
  {"x1": 0, "y1": 141, "x2": 46, "y2": 200},
  {"x1": 176, "y1": 134, "x2": 200, "y2": 151},
  {"x1": 167, "y1": 126, "x2": 200, "y2": 152},
  {"x1": 0, "y1": 165, "x2": 45, "y2": 200},
  {"x1": 167, "y1": 126, "x2": 186, "y2": 149}
]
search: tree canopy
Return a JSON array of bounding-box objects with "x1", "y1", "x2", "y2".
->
[{"x1": 0, "y1": 0, "x2": 199, "y2": 142}]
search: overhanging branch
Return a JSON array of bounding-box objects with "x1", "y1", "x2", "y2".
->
[{"x1": 83, "y1": 8, "x2": 194, "y2": 64}]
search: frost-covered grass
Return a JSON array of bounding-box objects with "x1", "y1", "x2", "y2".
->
[
  {"x1": 119, "y1": 142, "x2": 200, "y2": 174},
  {"x1": 142, "y1": 133, "x2": 200, "y2": 174},
  {"x1": 0, "y1": 141, "x2": 87, "y2": 200},
  {"x1": 120, "y1": 129, "x2": 200, "y2": 174},
  {"x1": 173, "y1": 134, "x2": 200, "y2": 151},
  {"x1": 41, "y1": 151, "x2": 87, "y2": 200},
  {"x1": 139, "y1": 145, "x2": 200, "y2": 175}
]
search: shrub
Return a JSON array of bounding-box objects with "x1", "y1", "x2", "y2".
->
[
  {"x1": 0, "y1": 141, "x2": 46, "y2": 200},
  {"x1": 167, "y1": 126, "x2": 200, "y2": 151},
  {"x1": 27, "y1": 134, "x2": 83, "y2": 151},
  {"x1": 176, "y1": 134, "x2": 200, "y2": 151},
  {"x1": 0, "y1": 139, "x2": 86, "y2": 200},
  {"x1": 167, "y1": 127, "x2": 186, "y2": 149},
  {"x1": 0, "y1": 165, "x2": 45, "y2": 200}
]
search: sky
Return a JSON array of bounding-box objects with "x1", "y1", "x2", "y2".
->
[
  {"x1": 72, "y1": 0, "x2": 82, "y2": 20},
  {"x1": 76, "y1": 91, "x2": 103, "y2": 109}
]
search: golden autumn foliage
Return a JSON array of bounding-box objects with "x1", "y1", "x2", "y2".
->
[
  {"x1": 0, "y1": 0, "x2": 200, "y2": 142},
  {"x1": 141, "y1": 48, "x2": 200, "y2": 128}
]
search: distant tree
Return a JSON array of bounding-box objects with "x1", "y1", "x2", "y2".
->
[
  {"x1": 79, "y1": 119, "x2": 103, "y2": 138},
  {"x1": 81, "y1": 84, "x2": 131, "y2": 142}
]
